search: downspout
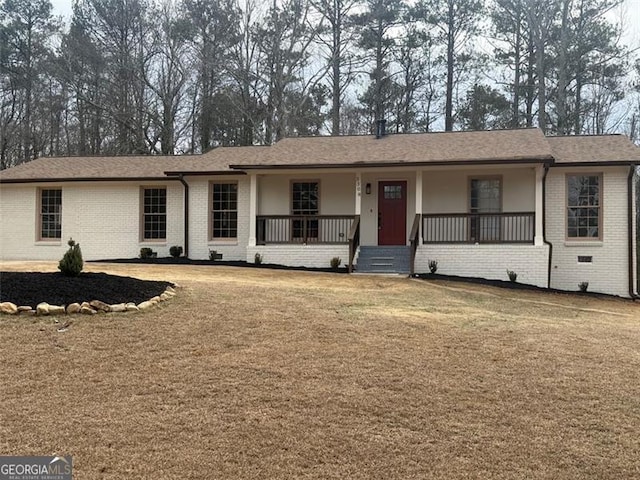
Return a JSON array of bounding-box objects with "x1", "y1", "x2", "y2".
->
[
  {"x1": 542, "y1": 164, "x2": 553, "y2": 289},
  {"x1": 179, "y1": 174, "x2": 189, "y2": 258},
  {"x1": 628, "y1": 165, "x2": 639, "y2": 299}
]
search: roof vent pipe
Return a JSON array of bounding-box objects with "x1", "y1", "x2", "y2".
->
[{"x1": 376, "y1": 119, "x2": 387, "y2": 139}]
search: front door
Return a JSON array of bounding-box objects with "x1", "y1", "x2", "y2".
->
[{"x1": 378, "y1": 181, "x2": 407, "y2": 245}]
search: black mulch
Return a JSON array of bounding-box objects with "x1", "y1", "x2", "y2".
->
[
  {"x1": 91, "y1": 257, "x2": 348, "y2": 273},
  {"x1": 0, "y1": 272, "x2": 173, "y2": 307}
]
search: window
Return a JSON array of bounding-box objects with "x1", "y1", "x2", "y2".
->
[
  {"x1": 211, "y1": 183, "x2": 238, "y2": 239},
  {"x1": 142, "y1": 187, "x2": 167, "y2": 240},
  {"x1": 383, "y1": 185, "x2": 402, "y2": 199},
  {"x1": 292, "y1": 181, "x2": 319, "y2": 240},
  {"x1": 39, "y1": 188, "x2": 62, "y2": 240},
  {"x1": 567, "y1": 174, "x2": 601, "y2": 240},
  {"x1": 469, "y1": 177, "x2": 501, "y2": 242}
]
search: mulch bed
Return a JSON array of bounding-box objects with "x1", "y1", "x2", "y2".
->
[
  {"x1": 91, "y1": 257, "x2": 349, "y2": 273},
  {"x1": 0, "y1": 272, "x2": 173, "y2": 307}
]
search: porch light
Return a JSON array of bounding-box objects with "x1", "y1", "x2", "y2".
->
[{"x1": 365, "y1": 183, "x2": 371, "y2": 194}]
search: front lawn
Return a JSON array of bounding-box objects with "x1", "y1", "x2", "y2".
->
[{"x1": 0, "y1": 262, "x2": 639, "y2": 479}]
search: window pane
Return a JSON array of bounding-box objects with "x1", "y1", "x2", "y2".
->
[
  {"x1": 567, "y1": 175, "x2": 600, "y2": 238},
  {"x1": 212, "y1": 183, "x2": 238, "y2": 238},
  {"x1": 143, "y1": 188, "x2": 167, "y2": 240},
  {"x1": 40, "y1": 189, "x2": 62, "y2": 239}
]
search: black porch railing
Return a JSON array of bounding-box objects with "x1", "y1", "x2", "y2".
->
[
  {"x1": 422, "y1": 212, "x2": 535, "y2": 244},
  {"x1": 257, "y1": 215, "x2": 355, "y2": 245}
]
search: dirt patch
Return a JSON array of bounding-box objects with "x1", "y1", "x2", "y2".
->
[{"x1": 0, "y1": 272, "x2": 172, "y2": 306}]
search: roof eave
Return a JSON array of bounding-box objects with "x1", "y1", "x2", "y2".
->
[
  {"x1": 164, "y1": 170, "x2": 246, "y2": 176},
  {"x1": 551, "y1": 160, "x2": 640, "y2": 167},
  {"x1": 229, "y1": 156, "x2": 555, "y2": 170},
  {"x1": 0, "y1": 176, "x2": 182, "y2": 184}
]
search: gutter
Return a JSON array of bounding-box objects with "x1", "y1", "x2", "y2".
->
[
  {"x1": 542, "y1": 164, "x2": 554, "y2": 289},
  {"x1": 178, "y1": 174, "x2": 190, "y2": 258},
  {"x1": 628, "y1": 166, "x2": 639, "y2": 299},
  {"x1": 0, "y1": 176, "x2": 182, "y2": 184}
]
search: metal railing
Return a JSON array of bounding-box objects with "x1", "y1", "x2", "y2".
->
[
  {"x1": 422, "y1": 212, "x2": 535, "y2": 244},
  {"x1": 256, "y1": 215, "x2": 355, "y2": 245}
]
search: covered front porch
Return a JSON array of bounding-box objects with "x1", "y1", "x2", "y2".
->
[{"x1": 245, "y1": 165, "x2": 547, "y2": 278}]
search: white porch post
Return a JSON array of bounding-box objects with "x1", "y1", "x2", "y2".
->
[
  {"x1": 355, "y1": 172, "x2": 362, "y2": 215},
  {"x1": 248, "y1": 174, "x2": 258, "y2": 247},
  {"x1": 415, "y1": 170, "x2": 423, "y2": 243},
  {"x1": 534, "y1": 165, "x2": 544, "y2": 246}
]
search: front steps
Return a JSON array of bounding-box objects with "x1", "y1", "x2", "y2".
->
[{"x1": 355, "y1": 246, "x2": 411, "y2": 274}]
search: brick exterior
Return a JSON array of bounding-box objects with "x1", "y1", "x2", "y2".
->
[
  {"x1": 415, "y1": 244, "x2": 550, "y2": 287},
  {"x1": 246, "y1": 245, "x2": 349, "y2": 269},
  {"x1": 546, "y1": 167, "x2": 631, "y2": 297},
  {"x1": 0, "y1": 182, "x2": 184, "y2": 261}
]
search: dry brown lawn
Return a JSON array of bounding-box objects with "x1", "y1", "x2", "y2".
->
[{"x1": 1, "y1": 261, "x2": 640, "y2": 479}]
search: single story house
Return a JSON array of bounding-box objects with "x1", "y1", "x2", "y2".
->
[{"x1": 1, "y1": 127, "x2": 638, "y2": 298}]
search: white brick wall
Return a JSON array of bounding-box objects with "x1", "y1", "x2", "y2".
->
[
  {"x1": 186, "y1": 176, "x2": 249, "y2": 261},
  {"x1": 246, "y1": 245, "x2": 349, "y2": 269},
  {"x1": 0, "y1": 181, "x2": 184, "y2": 261},
  {"x1": 546, "y1": 167, "x2": 631, "y2": 297},
  {"x1": 415, "y1": 244, "x2": 549, "y2": 287}
]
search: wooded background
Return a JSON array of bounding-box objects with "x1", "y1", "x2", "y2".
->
[{"x1": 0, "y1": 0, "x2": 638, "y2": 168}]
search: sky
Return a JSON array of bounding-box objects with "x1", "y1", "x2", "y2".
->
[{"x1": 50, "y1": 0, "x2": 640, "y2": 49}]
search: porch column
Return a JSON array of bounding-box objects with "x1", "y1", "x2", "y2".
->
[
  {"x1": 534, "y1": 165, "x2": 544, "y2": 246},
  {"x1": 415, "y1": 170, "x2": 423, "y2": 243},
  {"x1": 248, "y1": 173, "x2": 258, "y2": 247},
  {"x1": 355, "y1": 172, "x2": 362, "y2": 215}
]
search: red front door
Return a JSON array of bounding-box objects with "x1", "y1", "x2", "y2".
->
[{"x1": 378, "y1": 181, "x2": 407, "y2": 245}]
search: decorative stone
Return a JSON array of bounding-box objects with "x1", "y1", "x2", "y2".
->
[
  {"x1": 137, "y1": 301, "x2": 154, "y2": 310},
  {"x1": 19, "y1": 310, "x2": 36, "y2": 316},
  {"x1": 126, "y1": 302, "x2": 136, "y2": 308},
  {"x1": 36, "y1": 303, "x2": 50, "y2": 316},
  {"x1": 48, "y1": 305, "x2": 66, "y2": 315},
  {"x1": 80, "y1": 306, "x2": 97, "y2": 315},
  {"x1": 150, "y1": 296, "x2": 160, "y2": 303},
  {"x1": 109, "y1": 303, "x2": 126, "y2": 313},
  {"x1": 17, "y1": 306, "x2": 32, "y2": 312},
  {"x1": 66, "y1": 303, "x2": 81, "y2": 314},
  {"x1": 125, "y1": 304, "x2": 140, "y2": 312},
  {"x1": 165, "y1": 286, "x2": 176, "y2": 294},
  {"x1": 0, "y1": 302, "x2": 18, "y2": 315},
  {"x1": 89, "y1": 300, "x2": 110, "y2": 312},
  {"x1": 163, "y1": 289, "x2": 176, "y2": 297},
  {"x1": 159, "y1": 293, "x2": 171, "y2": 301}
]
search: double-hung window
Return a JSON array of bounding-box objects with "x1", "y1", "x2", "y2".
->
[
  {"x1": 469, "y1": 177, "x2": 501, "y2": 242},
  {"x1": 39, "y1": 188, "x2": 62, "y2": 240},
  {"x1": 142, "y1": 187, "x2": 167, "y2": 241},
  {"x1": 211, "y1": 182, "x2": 238, "y2": 239},
  {"x1": 292, "y1": 181, "x2": 319, "y2": 241},
  {"x1": 567, "y1": 174, "x2": 602, "y2": 240}
]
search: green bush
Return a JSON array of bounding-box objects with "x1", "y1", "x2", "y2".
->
[
  {"x1": 58, "y1": 238, "x2": 83, "y2": 277},
  {"x1": 506, "y1": 269, "x2": 518, "y2": 282},
  {"x1": 579, "y1": 281, "x2": 589, "y2": 292},
  {"x1": 254, "y1": 252, "x2": 263, "y2": 265},
  {"x1": 170, "y1": 245, "x2": 183, "y2": 258},
  {"x1": 140, "y1": 247, "x2": 154, "y2": 259},
  {"x1": 330, "y1": 257, "x2": 342, "y2": 271}
]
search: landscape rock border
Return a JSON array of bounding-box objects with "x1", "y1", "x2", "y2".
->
[{"x1": 0, "y1": 285, "x2": 178, "y2": 317}]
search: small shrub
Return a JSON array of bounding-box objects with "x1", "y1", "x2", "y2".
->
[
  {"x1": 254, "y1": 252, "x2": 263, "y2": 265},
  {"x1": 579, "y1": 281, "x2": 589, "y2": 292},
  {"x1": 209, "y1": 250, "x2": 217, "y2": 261},
  {"x1": 506, "y1": 269, "x2": 518, "y2": 282},
  {"x1": 330, "y1": 257, "x2": 342, "y2": 271},
  {"x1": 140, "y1": 247, "x2": 154, "y2": 259},
  {"x1": 428, "y1": 259, "x2": 438, "y2": 274},
  {"x1": 58, "y1": 238, "x2": 83, "y2": 277},
  {"x1": 169, "y1": 245, "x2": 183, "y2": 258}
]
